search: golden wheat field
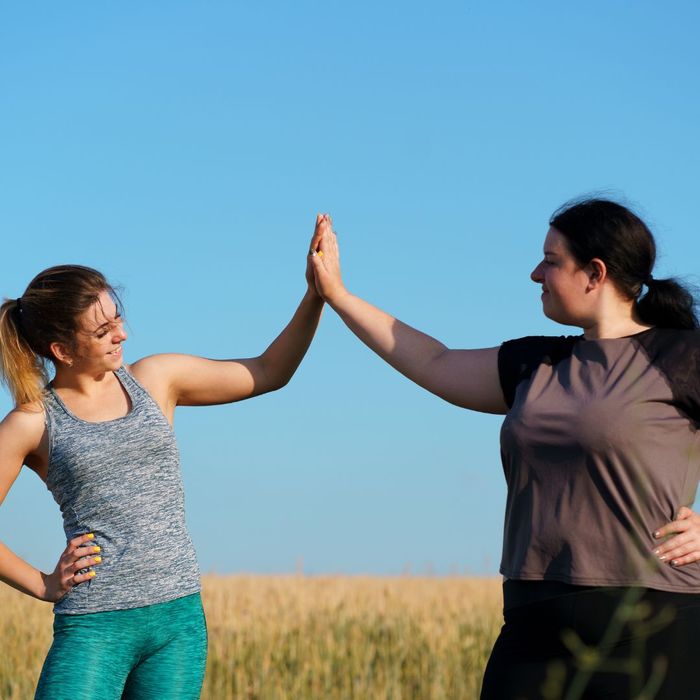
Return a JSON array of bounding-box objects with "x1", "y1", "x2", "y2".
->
[{"x1": 0, "y1": 575, "x2": 502, "y2": 699}]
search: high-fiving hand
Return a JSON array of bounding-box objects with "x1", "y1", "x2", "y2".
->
[{"x1": 308, "y1": 213, "x2": 347, "y2": 306}]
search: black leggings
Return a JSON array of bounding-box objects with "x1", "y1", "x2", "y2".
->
[{"x1": 480, "y1": 584, "x2": 700, "y2": 700}]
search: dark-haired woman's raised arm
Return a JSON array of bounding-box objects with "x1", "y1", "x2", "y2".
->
[{"x1": 308, "y1": 216, "x2": 507, "y2": 414}]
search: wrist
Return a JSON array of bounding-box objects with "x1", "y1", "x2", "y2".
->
[
  {"x1": 303, "y1": 286, "x2": 325, "y2": 306},
  {"x1": 326, "y1": 287, "x2": 352, "y2": 310},
  {"x1": 36, "y1": 570, "x2": 55, "y2": 602}
]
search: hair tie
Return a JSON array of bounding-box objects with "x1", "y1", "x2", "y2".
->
[
  {"x1": 644, "y1": 274, "x2": 655, "y2": 286},
  {"x1": 13, "y1": 297, "x2": 25, "y2": 333}
]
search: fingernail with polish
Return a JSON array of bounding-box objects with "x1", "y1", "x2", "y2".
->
[{"x1": 94, "y1": 556, "x2": 102, "y2": 563}]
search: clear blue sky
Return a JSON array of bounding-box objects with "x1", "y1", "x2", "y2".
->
[{"x1": 1, "y1": 2, "x2": 699, "y2": 575}]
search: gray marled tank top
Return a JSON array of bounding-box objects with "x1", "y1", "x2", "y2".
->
[{"x1": 44, "y1": 366, "x2": 200, "y2": 614}]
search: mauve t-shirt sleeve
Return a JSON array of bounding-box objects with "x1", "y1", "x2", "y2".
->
[{"x1": 498, "y1": 335, "x2": 579, "y2": 409}]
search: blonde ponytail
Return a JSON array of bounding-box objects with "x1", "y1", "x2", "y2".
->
[{"x1": 0, "y1": 299, "x2": 48, "y2": 405}]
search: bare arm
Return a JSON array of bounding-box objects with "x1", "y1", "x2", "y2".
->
[
  {"x1": 131, "y1": 215, "x2": 326, "y2": 411},
  {"x1": 131, "y1": 289, "x2": 323, "y2": 410},
  {"x1": 309, "y1": 217, "x2": 507, "y2": 414},
  {"x1": 0, "y1": 409, "x2": 100, "y2": 601}
]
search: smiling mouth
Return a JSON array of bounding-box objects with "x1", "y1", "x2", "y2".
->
[{"x1": 108, "y1": 346, "x2": 122, "y2": 356}]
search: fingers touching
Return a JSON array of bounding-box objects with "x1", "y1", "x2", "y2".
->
[
  {"x1": 306, "y1": 212, "x2": 345, "y2": 303},
  {"x1": 310, "y1": 213, "x2": 332, "y2": 255}
]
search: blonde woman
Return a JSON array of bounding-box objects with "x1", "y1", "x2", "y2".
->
[{"x1": 0, "y1": 217, "x2": 325, "y2": 698}]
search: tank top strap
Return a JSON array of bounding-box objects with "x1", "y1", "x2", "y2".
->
[
  {"x1": 116, "y1": 365, "x2": 157, "y2": 412},
  {"x1": 42, "y1": 389, "x2": 59, "y2": 463},
  {"x1": 42, "y1": 384, "x2": 72, "y2": 427},
  {"x1": 43, "y1": 386, "x2": 60, "y2": 414}
]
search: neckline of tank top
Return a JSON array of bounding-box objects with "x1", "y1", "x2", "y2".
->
[
  {"x1": 47, "y1": 368, "x2": 137, "y2": 426},
  {"x1": 578, "y1": 326, "x2": 657, "y2": 343}
]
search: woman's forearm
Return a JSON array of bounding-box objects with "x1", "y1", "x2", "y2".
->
[
  {"x1": 330, "y1": 290, "x2": 447, "y2": 387},
  {"x1": 258, "y1": 289, "x2": 324, "y2": 389},
  {"x1": 0, "y1": 540, "x2": 48, "y2": 600}
]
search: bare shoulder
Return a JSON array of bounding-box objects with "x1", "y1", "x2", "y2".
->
[
  {"x1": 126, "y1": 355, "x2": 195, "y2": 417},
  {"x1": 1, "y1": 401, "x2": 45, "y2": 437},
  {"x1": 128, "y1": 353, "x2": 190, "y2": 377},
  {"x1": 127, "y1": 354, "x2": 183, "y2": 390},
  {"x1": 0, "y1": 401, "x2": 46, "y2": 457}
]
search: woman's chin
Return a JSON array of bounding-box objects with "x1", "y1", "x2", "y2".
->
[
  {"x1": 542, "y1": 307, "x2": 581, "y2": 328},
  {"x1": 541, "y1": 302, "x2": 569, "y2": 326},
  {"x1": 102, "y1": 354, "x2": 124, "y2": 371}
]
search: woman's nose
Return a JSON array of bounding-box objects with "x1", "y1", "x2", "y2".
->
[{"x1": 530, "y1": 262, "x2": 544, "y2": 283}]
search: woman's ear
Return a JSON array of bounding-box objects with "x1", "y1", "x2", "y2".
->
[
  {"x1": 585, "y1": 258, "x2": 607, "y2": 291},
  {"x1": 50, "y1": 342, "x2": 75, "y2": 368}
]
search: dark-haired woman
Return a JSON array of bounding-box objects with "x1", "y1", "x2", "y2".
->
[
  {"x1": 308, "y1": 204, "x2": 700, "y2": 699},
  {"x1": 0, "y1": 217, "x2": 325, "y2": 699}
]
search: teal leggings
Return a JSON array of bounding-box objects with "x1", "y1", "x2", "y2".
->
[{"x1": 35, "y1": 593, "x2": 207, "y2": 700}]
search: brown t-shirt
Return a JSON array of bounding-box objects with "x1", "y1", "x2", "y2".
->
[{"x1": 498, "y1": 327, "x2": 700, "y2": 592}]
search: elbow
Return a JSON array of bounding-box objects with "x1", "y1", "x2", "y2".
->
[
  {"x1": 258, "y1": 366, "x2": 292, "y2": 394},
  {"x1": 257, "y1": 354, "x2": 296, "y2": 394},
  {"x1": 266, "y1": 376, "x2": 290, "y2": 393}
]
